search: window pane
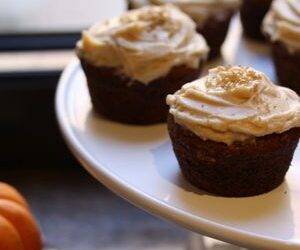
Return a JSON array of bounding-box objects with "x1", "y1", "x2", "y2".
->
[{"x1": 0, "y1": 0, "x2": 126, "y2": 34}]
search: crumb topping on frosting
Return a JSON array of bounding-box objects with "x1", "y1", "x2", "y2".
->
[
  {"x1": 206, "y1": 66, "x2": 262, "y2": 90},
  {"x1": 203, "y1": 66, "x2": 265, "y2": 100}
]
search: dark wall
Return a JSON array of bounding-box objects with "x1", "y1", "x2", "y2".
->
[{"x1": 0, "y1": 71, "x2": 78, "y2": 168}]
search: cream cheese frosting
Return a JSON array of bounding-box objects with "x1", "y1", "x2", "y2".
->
[
  {"x1": 167, "y1": 66, "x2": 300, "y2": 145},
  {"x1": 263, "y1": 0, "x2": 300, "y2": 52},
  {"x1": 76, "y1": 5, "x2": 208, "y2": 84},
  {"x1": 151, "y1": 0, "x2": 240, "y2": 23}
]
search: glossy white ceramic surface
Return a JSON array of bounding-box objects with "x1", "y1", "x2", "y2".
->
[{"x1": 55, "y1": 18, "x2": 300, "y2": 250}]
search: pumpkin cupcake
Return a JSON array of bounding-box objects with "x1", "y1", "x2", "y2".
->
[
  {"x1": 240, "y1": 0, "x2": 273, "y2": 40},
  {"x1": 167, "y1": 66, "x2": 300, "y2": 197},
  {"x1": 76, "y1": 5, "x2": 208, "y2": 124},
  {"x1": 262, "y1": 0, "x2": 300, "y2": 94},
  {"x1": 128, "y1": 0, "x2": 240, "y2": 59}
]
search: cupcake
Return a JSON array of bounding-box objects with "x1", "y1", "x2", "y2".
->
[
  {"x1": 76, "y1": 5, "x2": 208, "y2": 125},
  {"x1": 167, "y1": 66, "x2": 300, "y2": 197},
  {"x1": 128, "y1": 0, "x2": 241, "y2": 59},
  {"x1": 262, "y1": 0, "x2": 300, "y2": 94},
  {"x1": 240, "y1": 0, "x2": 273, "y2": 40}
]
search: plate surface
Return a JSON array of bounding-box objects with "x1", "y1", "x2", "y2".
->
[{"x1": 55, "y1": 18, "x2": 300, "y2": 250}]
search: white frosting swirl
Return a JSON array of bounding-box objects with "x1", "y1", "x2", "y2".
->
[
  {"x1": 77, "y1": 5, "x2": 208, "y2": 84},
  {"x1": 263, "y1": 0, "x2": 300, "y2": 52},
  {"x1": 167, "y1": 66, "x2": 300, "y2": 145}
]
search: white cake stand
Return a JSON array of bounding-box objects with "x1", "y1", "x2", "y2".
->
[{"x1": 55, "y1": 18, "x2": 300, "y2": 250}]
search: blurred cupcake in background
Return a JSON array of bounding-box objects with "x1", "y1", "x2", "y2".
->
[
  {"x1": 262, "y1": 0, "x2": 300, "y2": 94},
  {"x1": 128, "y1": 0, "x2": 241, "y2": 59},
  {"x1": 240, "y1": 0, "x2": 273, "y2": 40},
  {"x1": 76, "y1": 5, "x2": 208, "y2": 124}
]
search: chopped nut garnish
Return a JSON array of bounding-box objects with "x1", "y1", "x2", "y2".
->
[{"x1": 205, "y1": 66, "x2": 263, "y2": 91}]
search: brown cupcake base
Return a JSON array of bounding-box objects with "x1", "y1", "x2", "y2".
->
[
  {"x1": 80, "y1": 58, "x2": 203, "y2": 125},
  {"x1": 168, "y1": 115, "x2": 300, "y2": 197},
  {"x1": 270, "y1": 41, "x2": 300, "y2": 95},
  {"x1": 196, "y1": 11, "x2": 234, "y2": 60},
  {"x1": 240, "y1": 0, "x2": 273, "y2": 41}
]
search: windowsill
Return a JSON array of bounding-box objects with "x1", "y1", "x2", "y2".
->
[{"x1": 0, "y1": 50, "x2": 75, "y2": 73}]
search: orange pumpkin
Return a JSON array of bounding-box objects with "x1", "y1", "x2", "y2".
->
[
  {"x1": 0, "y1": 183, "x2": 28, "y2": 208},
  {"x1": 0, "y1": 182, "x2": 42, "y2": 250}
]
